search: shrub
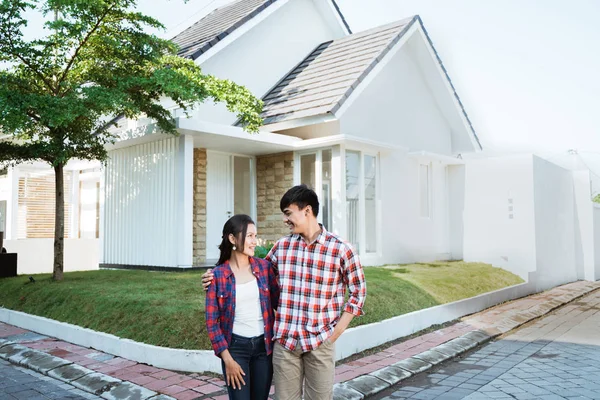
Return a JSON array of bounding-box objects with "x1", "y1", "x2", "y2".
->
[{"x1": 254, "y1": 242, "x2": 274, "y2": 259}]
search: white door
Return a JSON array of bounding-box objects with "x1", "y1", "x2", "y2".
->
[{"x1": 206, "y1": 153, "x2": 233, "y2": 261}]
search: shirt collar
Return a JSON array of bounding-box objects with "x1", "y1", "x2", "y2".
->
[
  {"x1": 294, "y1": 224, "x2": 328, "y2": 246},
  {"x1": 222, "y1": 257, "x2": 258, "y2": 278}
]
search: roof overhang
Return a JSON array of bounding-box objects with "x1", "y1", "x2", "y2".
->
[
  {"x1": 261, "y1": 113, "x2": 338, "y2": 132},
  {"x1": 107, "y1": 115, "x2": 407, "y2": 156}
]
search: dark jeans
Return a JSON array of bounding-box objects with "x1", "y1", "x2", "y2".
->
[{"x1": 222, "y1": 333, "x2": 273, "y2": 400}]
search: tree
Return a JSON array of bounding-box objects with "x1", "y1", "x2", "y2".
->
[{"x1": 0, "y1": 0, "x2": 263, "y2": 281}]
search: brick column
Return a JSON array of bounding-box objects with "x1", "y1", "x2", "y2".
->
[
  {"x1": 256, "y1": 152, "x2": 294, "y2": 243},
  {"x1": 193, "y1": 149, "x2": 207, "y2": 265}
]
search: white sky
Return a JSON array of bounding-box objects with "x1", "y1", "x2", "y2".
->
[{"x1": 17, "y1": 0, "x2": 600, "y2": 155}]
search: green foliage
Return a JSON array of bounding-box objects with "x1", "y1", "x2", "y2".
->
[
  {"x1": 0, "y1": 262, "x2": 524, "y2": 348},
  {"x1": 0, "y1": 0, "x2": 262, "y2": 167},
  {"x1": 0, "y1": 0, "x2": 263, "y2": 278},
  {"x1": 254, "y1": 242, "x2": 274, "y2": 259},
  {"x1": 593, "y1": 194, "x2": 600, "y2": 204}
]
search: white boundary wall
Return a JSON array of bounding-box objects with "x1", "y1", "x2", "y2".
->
[
  {"x1": 464, "y1": 154, "x2": 599, "y2": 289},
  {"x1": 0, "y1": 281, "x2": 534, "y2": 373},
  {"x1": 4, "y1": 239, "x2": 99, "y2": 275}
]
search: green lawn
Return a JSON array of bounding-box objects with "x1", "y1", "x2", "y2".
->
[{"x1": 0, "y1": 261, "x2": 523, "y2": 350}]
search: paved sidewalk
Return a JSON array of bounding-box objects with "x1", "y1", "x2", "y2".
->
[
  {"x1": 0, "y1": 280, "x2": 598, "y2": 400},
  {"x1": 0, "y1": 358, "x2": 101, "y2": 400},
  {"x1": 374, "y1": 286, "x2": 600, "y2": 399}
]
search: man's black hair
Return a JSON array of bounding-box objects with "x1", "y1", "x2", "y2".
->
[{"x1": 280, "y1": 184, "x2": 319, "y2": 217}]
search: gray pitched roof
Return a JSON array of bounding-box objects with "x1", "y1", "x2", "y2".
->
[
  {"x1": 260, "y1": 17, "x2": 417, "y2": 125},
  {"x1": 171, "y1": 0, "x2": 276, "y2": 60}
]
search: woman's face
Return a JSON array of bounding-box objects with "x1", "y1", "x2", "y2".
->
[{"x1": 238, "y1": 223, "x2": 257, "y2": 257}]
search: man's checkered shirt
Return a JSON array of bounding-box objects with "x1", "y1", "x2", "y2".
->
[{"x1": 265, "y1": 225, "x2": 366, "y2": 352}]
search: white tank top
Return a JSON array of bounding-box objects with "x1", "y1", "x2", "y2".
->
[{"x1": 233, "y1": 278, "x2": 264, "y2": 337}]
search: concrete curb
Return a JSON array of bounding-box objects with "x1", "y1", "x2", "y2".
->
[
  {"x1": 0, "y1": 341, "x2": 175, "y2": 400},
  {"x1": 0, "y1": 307, "x2": 221, "y2": 373},
  {"x1": 332, "y1": 282, "x2": 600, "y2": 399}
]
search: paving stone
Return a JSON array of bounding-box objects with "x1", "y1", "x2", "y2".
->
[
  {"x1": 433, "y1": 341, "x2": 467, "y2": 358},
  {"x1": 71, "y1": 372, "x2": 122, "y2": 396},
  {"x1": 332, "y1": 382, "x2": 364, "y2": 400},
  {"x1": 412, "y1": 349, "x2": 449, "y2": 366},
  {"x1": 369, "y1": 365, "x2": 412, "y2": 385},
  {"x1": 344, "y1": 375, "x2": 389, "y2": 396},
  {"x1": 100, "y1": 381, "x2": 157, "y2": 400},
  {"x1": 16, "y1": 348, "x2": 72, "y2": 374},
  {"x1": 392, "y1": 357, "x2": 432, "y2": 374},
  {"x1": 0, "y1": 344, "x2": 28, "y2": 361},
  {"x1": 4, "y1": 332, "x2": 49, "y2": 343},
  {"x1": 147, "y1": 395, "x2": 176, "y2": 400},
  {"x1": 447, "y1": 336, "x2": 480, "y2": 352},
  {"x1": 463, "y1": 330, "x2": 494, "y2": 345},
  {"x1": 48, "y1": 363, "x2": 94, "y2": 383}
]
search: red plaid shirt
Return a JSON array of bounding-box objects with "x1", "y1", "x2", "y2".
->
[
  {"x1": 205, "y1": 257, "x2": 279, "y2": 356},
  {"x1": 265, "y1": 226, "x2": 366, "y2": 352}
]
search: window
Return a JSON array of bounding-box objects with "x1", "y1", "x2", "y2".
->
[
  {"x1": 345, "y1": 151, "x2": 360, "y2": 252},
  {"x1": 321, "y1": 149, "x2": 332, "y2": 231},
  {"x1": 299, "y1": 150, "x2": 332, "y2": 230},
  {"x1": 300, "y1": 154, "x2": 316, "y2": 190},
  {"x1": 420, "y1": 164, "x2": 431, "y2": 218},
  {"x1": 345, "y1": 151, "x2": 379, "y2": 254},
  {"x1": 364, "y1": 155, "x2": 377, "y2": 253}
]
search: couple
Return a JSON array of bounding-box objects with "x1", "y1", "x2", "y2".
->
[{"x1": 204, "y1": 184, "x2": 367, "y2": 400}]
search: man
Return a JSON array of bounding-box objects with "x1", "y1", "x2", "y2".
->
[{"x1": 204, "y1": 185, "x2": 366, "y2": 399}]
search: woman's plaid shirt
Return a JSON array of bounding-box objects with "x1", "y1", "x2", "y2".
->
[
  {"x1": 265, "y1": 226, "x2": 366, "y2": 352},
  {"x1": 205, "y1": 257, "x2": 280, "y2": 356}
]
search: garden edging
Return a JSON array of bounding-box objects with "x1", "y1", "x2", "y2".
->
[{"x1": 0, "y1": 281, "x2": 535, "y2": 374}]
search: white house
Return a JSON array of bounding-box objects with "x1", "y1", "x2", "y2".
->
[
  {"x1": 101, "y1": 0, "x2": 481, "y2": 269},
  {"x1": 0, "y1": 160, "x2": 101, "y2": 274}
]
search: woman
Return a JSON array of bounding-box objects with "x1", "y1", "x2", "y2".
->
[{"x1": 205, "y1": 214, "x2": 279, "y2": 400}]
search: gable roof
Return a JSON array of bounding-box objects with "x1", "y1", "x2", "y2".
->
[
  {"x1": 171, "y1": 0, "x2": 351, "y2": 61},
  {"x1": 259, "y1": 17, "x2": 416, "y2": 125},
  {"x1": 171, "y1": 0, "x2": 276, "y2": 60},
  {"x1": 258, "y1": 15, "x2": 481, "y2": 149}
]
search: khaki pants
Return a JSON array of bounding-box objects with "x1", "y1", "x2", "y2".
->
[{"x1": 272, "y1": 340, "x2": 336, "y2": 400}]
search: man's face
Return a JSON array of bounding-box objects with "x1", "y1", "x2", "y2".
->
[{"x1": 282, "y1": 203, "x2": 310, "y2": 235}]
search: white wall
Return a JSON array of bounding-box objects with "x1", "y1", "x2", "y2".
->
[
  {"x1": 463, "y1": 154, "x2": 599, "y2": 288},
  {"x1": 447, "y1": 165, "x2": 465, "y2": 260},
  {"x1": 103, "y1": 137, "x2": 189, "y2": 267},
  {"x1": 594, "y1": 204, "x2": 600, "y2": 280},
  {"x1": 572, "y1": 170, "x2": 595, "y2": 281},
  {"x1": 0, "y1": 174, "x2": 8, "y2": 234},
  {"x1": 4, "y1": 239, "x2": 99, "y2": 275},
  {"x1": 339, "y1": 38, "x2": 453, "y2": 155},
  {"x1": 531, "y1": 156, "x2": 578, "y2": 290},
  {"x1": 463, "y1": 155, "x2": 537, "y2": 279},
  {"x1": 376, "y1": 151, "x2": 451, "y2": 265},
  {"x1": 190, "y1": 0, "x2": 341, "y2": 125}
]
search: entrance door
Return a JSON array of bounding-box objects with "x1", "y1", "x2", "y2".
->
[{"x1": 206, "y1": 152, "x2": 254, "y2": 261}]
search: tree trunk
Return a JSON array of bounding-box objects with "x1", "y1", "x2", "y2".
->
[{"x1": 53, "y1": 163, "x2": 64, "y2": 281}]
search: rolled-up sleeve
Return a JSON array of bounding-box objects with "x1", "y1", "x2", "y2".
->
[
  {"x1": 341, "y1": 245, "x2": 366, "y2": 316},
  {"x1": 205, "y1": 279, "x2": 228, "y2": 356}
]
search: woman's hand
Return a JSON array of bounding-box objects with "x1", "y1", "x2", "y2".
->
[
  {"x1": 222, "y1": 351, "x2": 245, "y2": 389},
  {"x1": 202, "y1": 269, "x2": 214, "y2": 291}
]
